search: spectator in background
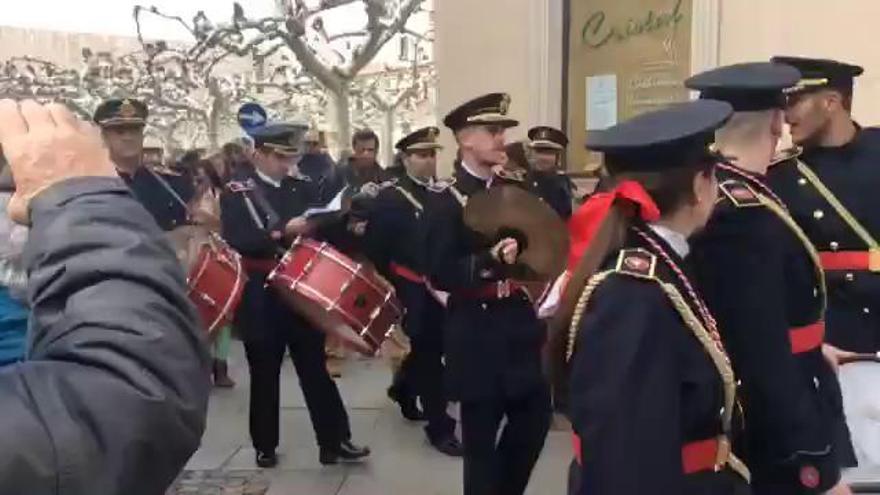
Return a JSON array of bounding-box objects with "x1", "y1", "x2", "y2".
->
[
  {"x1": 0, "y1": 192, "x2": 28, "y2": 368},
  {"x1": 176, "y1": 149, "x2": 203, "y2": 175},
  {"x1": 222, "y1": 141, "x2": 253, "y2": 181},
  {"x1": 387, "y1": 150, "x2": 407, "y2": 178},
  {"x1": 299, "y1": 130, "x2": 345, "y2": 204},
  {"x1": 0, "y1": 98, "x2": 208, "y2": 495},
  {"x1": 339, "y1": 129, "x2": 393, "y2": 189},
  {"x1": 191, "y1": 159, "x2": 236, "y2": 388},
  {"x1": 503, "y1": 141, "x2": 532, "y2": 171}
]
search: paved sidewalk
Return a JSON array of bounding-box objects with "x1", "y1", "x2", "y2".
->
[{"x1": 177, "y1": 343, "x2": 570, "y2": 494}]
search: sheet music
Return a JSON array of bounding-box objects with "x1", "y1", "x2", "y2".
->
[{"x1": 303, "y1": 186, "x2": 347, "y2": 218}]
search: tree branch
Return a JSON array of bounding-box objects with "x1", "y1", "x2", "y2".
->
[
  {"x1": 342, "y1": 0, "x2": 424, "y2": 79},
  {"x1": 326, "y1": 30, "x2": 369, "y2": 42}
]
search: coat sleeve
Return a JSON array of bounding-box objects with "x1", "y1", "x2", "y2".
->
[
  {"x1": 424, "y1": 193, "x2": 506, "y2": 292},
  {"x1": 361, "y1": 191, "x2": 400, "y2": 275},
  {"x1": 0, "y1": 177, "x2": 210, "y2": 495},
  {"x1": 691, "y1": 207, "x2": 840, "y2": 491},
  {"x1": 569, "y1": 276, "x2": 684, "y2": 495}
]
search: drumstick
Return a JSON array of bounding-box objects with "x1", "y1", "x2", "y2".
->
[{"x1": 839, "y1": 351, "x2": 880, "y2": 365}]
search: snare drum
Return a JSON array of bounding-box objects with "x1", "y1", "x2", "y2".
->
[
  {"x1": 168, "y1": 226, "x2": 246, "y2": 336},
  {"x1": 267, "y1": 237, "x2": 403, "y2": 355}
]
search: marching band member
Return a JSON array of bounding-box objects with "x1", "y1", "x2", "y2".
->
[
  {"x1": 769, "y1": 56, "x2": 880, "y2": 468},
  {"x1": 360, "y1": 127, "x2": 462, "y2": 456},
  {"x1": 220, "y1": 123, "x2": 369, "y2": 468},
  {"x1": 687, "y1": 62, "x2": 854, "y2": 494},
  {"x1": 554, "y1": 100, "x2": 749, "y2": 495},
  {"x1": 768, "y1": 56, "x2": 880, "y2": 363},
  {"x1": 93, "y1": 98, "x2": 196, "y2": 231},
  {"x1": 426, "y1": 93, "x2": 551, "y2": 495},
  {"x1": 527, "y1": 126, "x2": 575, "y2": 219}
]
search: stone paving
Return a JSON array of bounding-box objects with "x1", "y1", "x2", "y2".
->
[
  {"x1": 174, "y1": 343, "x2": 571, "y2": 495},
  {"x1": 174, "y1": 342, "x2": 880, "y2": 494}
]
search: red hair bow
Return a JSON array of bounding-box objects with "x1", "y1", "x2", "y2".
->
[{"x1": 566, "y1": 180, "x2": 660, "y2": 270}]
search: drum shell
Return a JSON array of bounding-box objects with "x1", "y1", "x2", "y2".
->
[
  {"x1": 267, "y1": 238, "x2": 403, "y2": 355},
  {"x1": 187, "y1": 242, "x2": 247, "y2": 336}
]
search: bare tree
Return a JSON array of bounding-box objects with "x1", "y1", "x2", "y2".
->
[
  {"x1": 0, "y1": 56, "x2": 93, "y2": 117},
  {"x1": 134, "y1": 0, "x2": 430, "y2": 148},
  {"x1": 353, "y1": 37, "x2": 434, "y2": 165}
]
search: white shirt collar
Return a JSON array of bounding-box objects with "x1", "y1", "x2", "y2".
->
[
  {"x1": 461, "y1": 160, "x2": 491, "y2": 186},
  {"x1": 648, "y1": 223, "x2": 690, "y2": 258},
  {"x1": 255, "y1": 168, "x2": 282, "y2": 188},
  {"x1": 407, "y1": 172, "x2": 432, "y2": 187}
]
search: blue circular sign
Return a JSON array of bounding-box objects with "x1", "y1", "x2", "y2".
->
[{"x1": 237, "y1": 103, "x2": 267, "y2": 131}]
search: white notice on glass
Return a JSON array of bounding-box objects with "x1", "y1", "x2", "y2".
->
[{"x1": 586, "y1": 74, "x2": 618, "y2": 130}]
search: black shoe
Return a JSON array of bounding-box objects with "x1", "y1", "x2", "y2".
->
[
  {"x1": 255, "y1": 450, "x2": 278, "y2": 468},
  {"x1": 430, "y1": 435, "x2": 463, "y2": 457},
  {"x1": 387, "y1": 386, "x2": 425, "y2": 421},
  {"x1": 319, "y1": 440, "x2": 371, "y2": 465}
]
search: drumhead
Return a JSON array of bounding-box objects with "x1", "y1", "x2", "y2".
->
[{"x1": 840, "y1": 361, "x2": 880, "y2": 472}]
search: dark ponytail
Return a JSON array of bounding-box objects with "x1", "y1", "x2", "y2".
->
[
  {"x1": 546, "y1": 159, "x2": 716, "y2": 409},
  {"x1": 547, "y1": 201, "x2": 632, "y2": 408}
]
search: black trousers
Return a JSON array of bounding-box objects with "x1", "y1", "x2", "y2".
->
[
  {"x1": 460, "y1": 384, "x2": 551, "y2": 495},
  {"x1": 391, "y1": 281, "x2": 454, "y2": 440},
  {"x1": 239, "y1": 278, "x2": 351, "y2": 452}
]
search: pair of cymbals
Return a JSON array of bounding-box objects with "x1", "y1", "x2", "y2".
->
[{"x1": 463, "y1": 185, "x2": 569, "y2": 282}]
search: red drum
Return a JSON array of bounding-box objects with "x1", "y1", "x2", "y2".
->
[
  {"x1": 168, "y1": 227, "x2": 246, "y2": 336},
  {"x1": 267, "y1": 237, "x2": 404, "y2": 356}
]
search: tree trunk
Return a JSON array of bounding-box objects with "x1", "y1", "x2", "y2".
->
[
  {"x1": 207, "y1": 114, "x2": 219, "y2": 151},
  {"x1": 381, "y1": 108, "x2": 395, "y2": 168},
  {"x1": 207, "y1": 79, "x2": 224, "y2": 151},
  {"x1": 332, "y1": 87, "x2": 352, "y2": 154}
]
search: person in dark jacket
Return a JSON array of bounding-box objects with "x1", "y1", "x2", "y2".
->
[
  {"x1": 360, "y1": 127, "x2": 462, "y2": 456},
  {"x1": 94, "y1": 98, "x2": 196, "y2": 231},
  {"x1": 767, "y1": 56, "x2": 880, "y2": 358},
  {"x1": 426, "y1": 92, "x2": 551, "y2": 495},
  {"x1": 687, "y1": 63, "x2": 854, "y2": 495},
  {"x1": 0, "y1": 98, "x2": 209, "y2": 494},
  {"x1": 0, "y1": 192, "x2": 27, "y2": 367},
  {"x1": 527, "y1": 126, "x2": 575, "y2": 219},
  {"x1": 340, "y1": 128, "x2": 393, "y2": 189},
  {"x1": 220, "y1": 122, "x2": 370, "y2": 468},
  {"x1": 298, "y1": 148, "x2": 345, "y2": 204},
  {"x1": 553, "y1": 99, "x2": 749, "y2": 495}
]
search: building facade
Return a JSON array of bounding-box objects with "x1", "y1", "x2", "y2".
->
[{"x1": 435, "y1": 0, "x2": 880, "y2": 173}]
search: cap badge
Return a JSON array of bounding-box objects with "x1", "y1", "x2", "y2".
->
[
  {"x1": 119, "y1": 99, "x2": 137, "y2": 118},
  {"x1": 499, "y1": 94, "x2": 511, "y2": 115}
]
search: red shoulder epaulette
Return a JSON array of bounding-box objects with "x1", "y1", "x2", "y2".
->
[
  {"x1": 227, "y1": 179, "x2": 255, "y2": 193},
  {"x1": 719, "y1": 180, "x2": 763, "y2": 208},
  {"x1": 614, "y1": 248, "x2": 658, "y2": 279}
]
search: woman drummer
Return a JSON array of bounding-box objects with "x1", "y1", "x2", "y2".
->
[{"x1": 551, "y1": 100, "x2": 750, "y2": 495}]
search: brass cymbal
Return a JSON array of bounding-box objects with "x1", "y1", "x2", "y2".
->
[{"x1": 463, "y1": 185, "x2": 568, "y2": 281}]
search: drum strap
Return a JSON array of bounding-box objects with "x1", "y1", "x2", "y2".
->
[
  {"x1": 242, "y1": 194, "x2": 266, "y2": 230},
  {"x1": 145, "y1": 166, "x2": 192, "y2": 216},
  {"x1": 393, "y1": 186, "x2": 423, "y2": 212},
  {"x1": 245, "y1": 186, "x2": 281, "y2": 231},
  {"x1": 449, "y1": 186, "x2": 468, "y2": 208},
  {"x1": 796, "y1": 159, "x2": 878, "y2": 249}
]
